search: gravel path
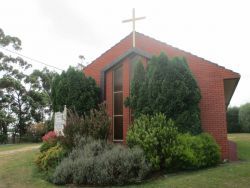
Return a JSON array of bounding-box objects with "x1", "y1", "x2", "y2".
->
[{"x1": 0, "y1": 145, "x2": 40, "y2": 156}]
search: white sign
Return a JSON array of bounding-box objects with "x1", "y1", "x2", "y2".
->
[{"x1": 54, "y1": 105, "x2": 67, "y2": 136}]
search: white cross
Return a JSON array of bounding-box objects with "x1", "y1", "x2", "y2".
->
[{"x1": 122, "y1": 8, "x2": 146, "y2": 48}]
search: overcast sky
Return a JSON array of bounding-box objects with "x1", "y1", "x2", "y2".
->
[{"x1": 0, "y1": 0, "x2": 249, "y2": 106}]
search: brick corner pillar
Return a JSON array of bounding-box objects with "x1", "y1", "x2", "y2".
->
[{"x1": 199, "y1": 77, "x2": 229, "y2": 160}]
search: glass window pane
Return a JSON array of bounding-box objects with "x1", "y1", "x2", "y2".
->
[
  {"x1": 114, "y1": 116, "x2": 123, "y2": 140},
  {"x1": 114, "y1": 92, "x2": 123, "y2": 115},
  {"x1": 114, "y1": 66, "x2": 123, "y2": 92}
]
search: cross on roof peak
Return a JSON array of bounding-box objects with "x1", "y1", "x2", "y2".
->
[{"x1": 122, "y1": 8, "x2": 146, "y2": 48}]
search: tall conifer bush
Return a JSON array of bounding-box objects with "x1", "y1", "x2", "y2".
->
[
  {"x1": 51, "y1": 67, "x2": 100, "y2": 116},
  {"x1": 125, "y1": 62, "x2": 146, "y2": 117},
  {"x1": 126, "y1": 53, "x2": 201, "y2": 134}
]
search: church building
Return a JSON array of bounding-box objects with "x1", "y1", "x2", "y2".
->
[{"x1": 83, "y1": 32, "x2": 240, "y2": 160}]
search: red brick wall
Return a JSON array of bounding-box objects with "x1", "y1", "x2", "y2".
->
[
  {"x1": 83, "y1": 35, "x2": 132, "y2": 86},
  {"x1": 84, "y1": 32, "x2": 240, "y2": 160}
]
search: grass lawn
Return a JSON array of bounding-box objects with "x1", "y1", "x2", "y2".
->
[
  {"x1": 0, "y1": 134, "x2": 250, "y2": 188},
  {"x1": 0, "y1": 143, "x2": 40, "y2": 152},
  {"x1": 0, "y1": 147, "x2": 56, "y2": 188},
  {"x1": 228, "y1": 134, "x2": 250, "y2": 160}
]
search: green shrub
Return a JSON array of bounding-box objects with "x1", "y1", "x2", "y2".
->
[
  {"x1": 239, "y1": 103, "x2": 250, "y2": 132},
  {"x1": 171, "y1": 133, "x2": 201, "y2": 170},
  {"x1": 93, "y1": 145, "x2": 150, "y2": 185},
  {"x1": 53, "y1": 137, "x2": 150, "y2": 186},
  {"x1": 127, "y1": 113, "x2": 178, "y2": 170},
  {"x1": 62, "y1": 110, "x2": 85, "y2": 149},
  {"x1": 35, "y1": 143, "x2": 67, "y2": 172},
  {"x1": 200, "y1": 133, "x2": 221, "y2": 167},
  {"x1": 227, "y1": 107, "x2": 241, "y2": 133},
  {"x1": 70, "y1": 137, "x2": 110, "y2": 159},
  {"x1": 173, "y1": 133, "x2": 221, "y2": 170},
  {"x1": 51, "y1": 158, "x2": 74, "y2": 184},
  {"x1": 53, "y1": 137, "x2": 109, "y2": 185},
  {"x1": 127, "y1": 114, "x2": 220, "y2": 171},
  {"x1": 63, "y1": 103, "x2": 110, "y2": 149},
  {"x1": 40, "y1": 139, "x2": 57, "y2": 153}
]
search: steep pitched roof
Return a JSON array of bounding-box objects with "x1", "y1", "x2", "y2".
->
[
  {"x1": 83, "y1": 32, "x2": 240, "y2": 105},
  {"x1": 85, "y1": 32, "x2": 240, "y2": 79}
]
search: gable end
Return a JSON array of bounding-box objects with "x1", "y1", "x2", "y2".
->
[{"x1": 100, "y1": 48, "x2": 151, "y2": 99}]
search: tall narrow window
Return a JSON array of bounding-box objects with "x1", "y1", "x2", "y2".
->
[{"x1": 113, "y1": 66, "x2": 123, "y2": 141}]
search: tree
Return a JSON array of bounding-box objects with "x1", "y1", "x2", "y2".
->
[
  {"x1": 126, "y1": 53, "x2": 201, "y2": 134},
  {"x1": 26, "y1": 68, "x2": 58, "y2": 122},
  {"x1": 239, "y1": 103, "x2": 250, "y2": 132},
  {"x1": 0, "y1": 75, "x2": 38, "y2": 140},
  {"x1": 0, "y1": 28, "x2": 31, "y2": 76},
  {"x1": 0, "y1": 28, "x2": 53, "y2": 142},
  {"x1": 0, "y1": 110, "x2": 14, "y2": 143},
  {"x1": 0, "y1": 28, "x2": 32, "y2": 141},
  {"x1": 51, "y1": 67, "x2": 100, "y2": 116},
  {"x1": 227, "y1": 107, "x2": 241, "y2": 133}
]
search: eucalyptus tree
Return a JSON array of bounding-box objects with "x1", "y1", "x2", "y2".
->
[
  {"x1": 0, "y1": 28, "x2": 54, "y2": 142},
  {"x1": 26, "y1": 68, "x2": 58, "y2": 122}
]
